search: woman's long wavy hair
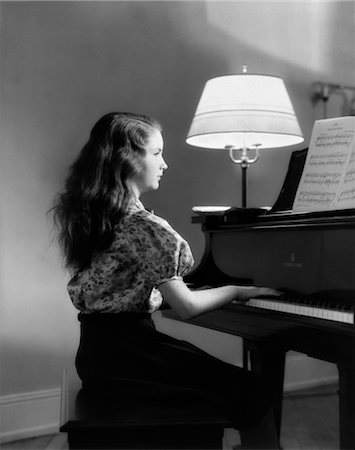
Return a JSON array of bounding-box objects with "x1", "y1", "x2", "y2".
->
[{"x1": 51, "y1": 112, "x2": 162, "y2": 272}]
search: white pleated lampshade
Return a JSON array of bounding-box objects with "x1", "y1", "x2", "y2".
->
[{"x1": 186, "y1": 74, "x2": 304, "y2": 150}]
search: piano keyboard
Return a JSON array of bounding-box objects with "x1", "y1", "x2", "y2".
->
[{"x1": 243, "y1": 295, "x2": 354, "y2": 324}]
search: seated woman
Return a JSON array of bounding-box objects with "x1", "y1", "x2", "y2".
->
[{"x1": 52, "y1": 112, "x2": 280, "y2": 449}]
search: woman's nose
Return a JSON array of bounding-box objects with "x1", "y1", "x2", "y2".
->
[{"x1": 161, "y1": 158, "x2": 168, "y2": 170}]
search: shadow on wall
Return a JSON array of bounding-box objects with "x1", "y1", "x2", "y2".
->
[{"x1": 0, "y1": 1, "x2": 236, "y2": 398}]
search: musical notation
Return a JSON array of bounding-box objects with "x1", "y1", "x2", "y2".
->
[
  {"x1": 345, "y1": 169, "x2": 355, "y2": 184},
  {"x1": 303, "y1": 172, "x2": 342, "y2": 186},
  {"x1": 338, "y1": 188, "x2": 355, "y2": 202},
  {"x1": 296, "y1": 191, "x2": 335, "y2": 205},
  {"x1": 293, "y1": 117, "x2": 355, "y2": 212},
  {"x1": 308, "y1": 153, "x2": 347, "y2": 168}
]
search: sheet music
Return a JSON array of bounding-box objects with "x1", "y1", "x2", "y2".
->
[
  {"x1": 293, "y1": 117, "x2": 355, "y2": 211},
  {"x1": 336, "y1": 149, "x2": 355, "y2": 208}
]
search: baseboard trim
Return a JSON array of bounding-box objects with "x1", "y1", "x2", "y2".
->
[{"x1": 0, "y1": 388, "x2": 61, "y2": 443}]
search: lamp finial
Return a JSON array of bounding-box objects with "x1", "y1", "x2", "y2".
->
[{"x1": 242, "y1": 65, "x2": 248, "y2": 73}]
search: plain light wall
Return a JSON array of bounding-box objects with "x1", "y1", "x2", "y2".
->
[{"x1": 0, "y1": 1, "x2": 354, "y2": 396}]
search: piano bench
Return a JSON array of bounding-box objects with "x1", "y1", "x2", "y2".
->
[{"x1": 60, "y1": 371, "x2": 232, "y2": 449}]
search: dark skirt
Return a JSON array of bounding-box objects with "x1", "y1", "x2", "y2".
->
[{"x1": 76, "y1": 312, "x2": 271, "y2": 430}]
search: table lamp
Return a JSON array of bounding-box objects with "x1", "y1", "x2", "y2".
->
[{"x1": 186, "y1": 67, "x2": 304, "y2": 208}]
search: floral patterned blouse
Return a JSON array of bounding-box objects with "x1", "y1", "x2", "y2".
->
[{"x1": 67, "y1": 200, "x2": 194, "y2": 314}]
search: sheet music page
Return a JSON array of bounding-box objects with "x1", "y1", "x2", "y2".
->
[
  {"x1": 334, "y1": 144, "x2": 355, "y2": 209},
  {"x1": 292, "y1": 117, "x2": 355, "y2": 212}
]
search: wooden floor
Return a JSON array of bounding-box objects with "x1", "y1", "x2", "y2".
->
[
  {"x1": 280, "y1": 384, "x2": 338, "y2": 449},
  {"x1": 1, "y1": 384, "x2": 339, "y2": 450}
]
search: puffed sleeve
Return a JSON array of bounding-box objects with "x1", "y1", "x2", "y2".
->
[
  {"x1": 128, "y1": 212, "x2": 195, "y2": 289},
  {"x1": 155, "y1": 237, "x2": 194, "y2": 287}
]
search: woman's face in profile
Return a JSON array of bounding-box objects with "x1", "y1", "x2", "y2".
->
[{"x1": 130, "y1": 129, "x2": 168, "y2": 197}]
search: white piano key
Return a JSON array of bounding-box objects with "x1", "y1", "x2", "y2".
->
[{"x1": 246, "y1": 298, "x2": 354, "y2": 324}]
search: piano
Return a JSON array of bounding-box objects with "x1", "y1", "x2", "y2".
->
[{"x1": 162, "y1": 150, "x2": 355, "y2": 449}]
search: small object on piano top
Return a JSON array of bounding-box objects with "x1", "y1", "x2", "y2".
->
[
  {"x1": 225, "y1": 207, "x2": 270, "y2": 221},
  {"x1": 192, "y1": 206, "x2": 232, "y2": 214},
  {"x1": 192, "y1": 206, "x2": 271, "y2": 217}
]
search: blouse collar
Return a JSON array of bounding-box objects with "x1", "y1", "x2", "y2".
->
[{"x1": 127, "y1": 198, "x2": 145, "y2": 215}]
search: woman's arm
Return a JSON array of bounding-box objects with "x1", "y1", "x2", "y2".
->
[{"x1": 157, "y1": 279, "x2": 280, "y2": 320}]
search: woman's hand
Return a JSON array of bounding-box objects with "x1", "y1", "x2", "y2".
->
[{"x1": 235, "y1": 286, "x2": 282, "y2": 302}]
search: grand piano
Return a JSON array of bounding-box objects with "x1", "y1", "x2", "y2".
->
[{"x1": 162, "y1": 150, "x2": 355, "y2": 449}]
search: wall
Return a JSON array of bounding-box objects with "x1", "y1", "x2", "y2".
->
[{"x1": 0, "y1": 0, "x2": 354, "y2": 439}]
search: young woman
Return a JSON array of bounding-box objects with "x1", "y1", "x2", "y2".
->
[{"x1": 52, "y1": 112, "x2": 280, "y2": 449}]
